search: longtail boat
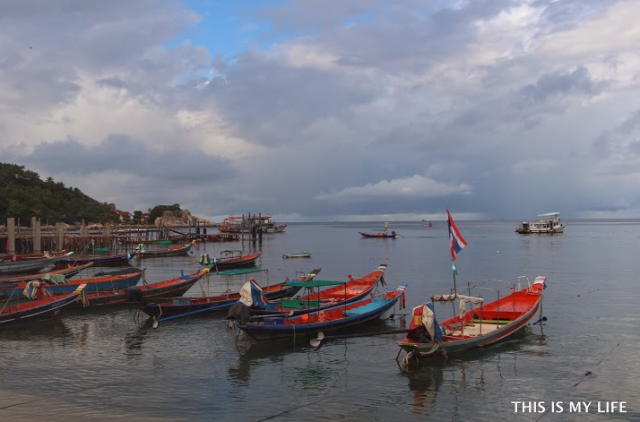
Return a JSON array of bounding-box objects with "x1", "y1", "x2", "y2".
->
[
  {"x1": 397, "y1": 277, "x2": 547, "y2": 360},
  {"x1": 198, "y1": 250, "x2": 261, "y2": 270},
  {"x1": 0, "y1": 262, "x2": 94, "y2": 284},
  {"x1": 134, "y1": 242, "x2": 195, "y2": 259},
  {"x1": 396, "y1": 210, "x2": 549, "y2": 366},
  {"x1": 0, "y1": 250, "x2": 69, "y2": 261},
  {"x1": 0, "y1": 252, "x2": 73, "y2": 275},
  {"x1": 1, "y1": 284, "x2": 87, "y2": 326},
  {"x1": 141, "y1": 268, "x2": 320, "y2": 326},
  {"x1": 71, "y1": 268, "x2": 206, "y2": 308},
  {"x1": 359, "y1": 231, "x2": 397, "y2": 238},
  {"x1": 1, "y1": 269, "x2": 143, "y2": 297},
  {"x1": 57, "y1": 253, "x2": 134, "y2": 267},
  {"x1": 244, "y1": 264, "x2": 387, "y2": 318},
  {"x1": 237, "y1": 284, "x2": 407, "y2": 341},
  {"x1": 118, "y1": 235, "x2": 189, "y2": 245}
]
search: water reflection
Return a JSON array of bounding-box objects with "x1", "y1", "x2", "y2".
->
[
  {"x1": 400, "y1": 326, "x2": 547, "y2": 416},
  {"x1": 229, "y1": 340, "x2": 348, "y2": 393},
  {"x1": 404, "y1": 362, "x2": 445, "y2": 415},
  {"x1": 124, "y1": 326, "x2": 149, "y2": 356},
  {"x1": 0, "y1": 318, "x2": 72, "y2": 341}
]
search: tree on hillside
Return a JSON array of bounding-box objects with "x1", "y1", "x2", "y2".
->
[
  {"x1": 148, "y1": 204, "x2": 181, "y2": 225},
  {"x1": 0, "y1": 162, "x2": 120, "y2": 224}
]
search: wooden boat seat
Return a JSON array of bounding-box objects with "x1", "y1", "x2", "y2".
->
[
  {"x1": 451, "y1": 321, "x2": 507, "y2": 337},
  {"x1": 279, "y1": 299, "x2": 320, "y2": 309}
]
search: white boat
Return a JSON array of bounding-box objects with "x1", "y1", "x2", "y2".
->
[{"x1": 515, "y1": 212, "x2": 566, "y2": 234}]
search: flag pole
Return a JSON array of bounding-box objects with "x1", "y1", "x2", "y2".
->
[
  {"x1": 447, "y1": 209, "x2": 467, "y2": 323},
  {"x1": 452, "y1": 260, "x2": 458, "y2": 294},
  {"x1": 451, "y1": 259, "x2": 458, "y2": 319}
]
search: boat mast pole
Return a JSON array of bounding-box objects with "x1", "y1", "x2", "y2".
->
[
  {"x1": 451, "y1": 260, "x2": 458, "y2": 320},
  {"x1": 452, "y1": 260, "x2": 458, "y2": 294}
]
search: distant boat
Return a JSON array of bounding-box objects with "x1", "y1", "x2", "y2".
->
[
  {"x1": 282, "y1": 252, "x2": 311, "y2": 259},
  {"x1": 359, "y1": 231, "x2": 397, "y2": 238},
  {"x1": 515, "y1": 212, "x2": 567, "y2": 234}
]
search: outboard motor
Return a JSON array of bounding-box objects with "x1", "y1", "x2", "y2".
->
[
  {"x1": 226, "y1": 303, "x2": 251, "y2": 324},
  {"x1": 124, "y1": 286, "x2": 144, "y2": 304}
]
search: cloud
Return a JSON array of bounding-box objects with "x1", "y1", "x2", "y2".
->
[
  {"x1": 315, "y1": 175, "x2": 472, "y2": 201},
  {"x1": 1, "y1": 0, "x2": 640, "y2": 220},
  {"x1": 511, "y1": 159, "x2": 559, "y2": 175},
  {"x1": 518, "y1": 66, "x2": 605, "y2": 105},
  {"x1": 6, "y1": 135, "x2": 235, "y2": 181}
]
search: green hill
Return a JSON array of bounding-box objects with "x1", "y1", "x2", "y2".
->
[{"x1": 0, "y1": 163, "x2": 119, "y2": 224}]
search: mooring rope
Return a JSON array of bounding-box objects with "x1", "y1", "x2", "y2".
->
[
  {"x1": 533, "y1": 342, "x2": 621, "y2": 422},
  {"x1": 253, "y1": 380, "x2": 371, "y2": 422}
]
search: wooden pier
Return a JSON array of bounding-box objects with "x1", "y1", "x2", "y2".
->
[{"x1": 0, "y1": 218, "x2": 238, "y2": 255}]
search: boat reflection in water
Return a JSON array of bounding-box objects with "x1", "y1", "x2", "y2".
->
[
  {"x1": 229, "y1": 340, "x2": 347, "y2": 392},
  {"x1": 402, "y1": 327, "x2": 546, "y2": 416},
  {"x1": 0, "y1": 318, "x2": 72, "y2": 341}
]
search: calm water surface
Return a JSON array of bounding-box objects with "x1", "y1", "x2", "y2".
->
[{"x1": 1, "y1": 221, "x2": 639, "y2": 421}]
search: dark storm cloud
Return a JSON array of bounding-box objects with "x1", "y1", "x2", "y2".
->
[
  {"x1": 7, "y1": 135, "x2": 236, "y2": 182},
  {"x1": 0, "y1": 0, "x2": 201, "y2": 111},
  {"x1": 204, "y1": 56, "x2": 377, "y2": 147},
  {"x1": 198, "y1": 0, "x2": 518, "y2": 150},
  {"x1": 518, "y1": 67, "x2": 605, "y2": 104},
  {"x1": 1, "y1": 0, "x2": 639, "y2": 220},
  {"x1": 592, "y1": 109, "x2": 640, "y2": 161}
]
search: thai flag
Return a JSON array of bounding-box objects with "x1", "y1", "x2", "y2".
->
[{"x1": 447, "y1": 210, "x2": 468, "y2": 260}]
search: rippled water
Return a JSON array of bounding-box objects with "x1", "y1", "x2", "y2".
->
[{"x1": 1, "y1": 221, "x2": 639, "y2": 421}]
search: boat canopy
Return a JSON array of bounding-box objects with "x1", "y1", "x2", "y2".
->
[
  {"x1": 216, "y1": 268, "x2": 268, "y2": 276},
  {"x1": 431, "y1": 293, "x2": 458, "y2": 303},
  {"x1": 285, "y1": 279, "x2": 346, "y2": 288},
  {"x1": 537, "y1": 212, "x2": 560, "y2": 217},
  {"x1": 430, "y1": 293, "x2": 484, "y2": 304}
]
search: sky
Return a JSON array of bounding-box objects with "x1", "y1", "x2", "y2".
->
[{"x1": 2, "y1": 0, "x2": 640, "y2": 222}]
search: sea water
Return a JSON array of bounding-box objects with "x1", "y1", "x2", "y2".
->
[{"x1": 0, "y1": 220, "x2": 639, "y2": 421}]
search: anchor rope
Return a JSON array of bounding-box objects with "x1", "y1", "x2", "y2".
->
[{"x1": 533, "y1": 342, "x2": 621, "y2": 422}]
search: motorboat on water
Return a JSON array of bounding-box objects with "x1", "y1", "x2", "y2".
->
[{"x1": 515, "y1": 212, "x2": 566, "y2": 234}]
